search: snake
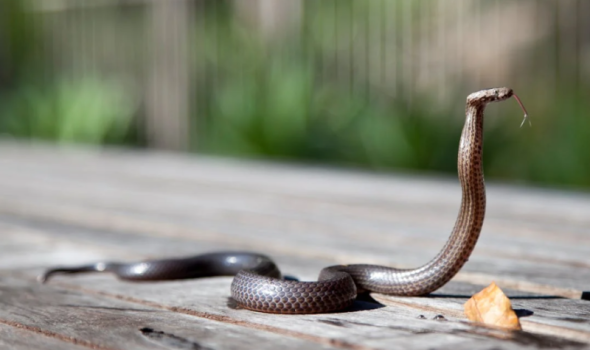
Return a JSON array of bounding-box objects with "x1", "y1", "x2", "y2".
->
[{"x1": 40, "y1": 87, "x2": 528, "y2": 314}]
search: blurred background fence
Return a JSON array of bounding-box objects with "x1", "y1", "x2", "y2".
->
[{"x1": 1, "y1": 0, "x2": 589, "y2": 188}]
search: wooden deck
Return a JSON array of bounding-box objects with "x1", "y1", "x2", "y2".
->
[{"x1": 0, "y1": 142, "x2": 589, "y2": 350}]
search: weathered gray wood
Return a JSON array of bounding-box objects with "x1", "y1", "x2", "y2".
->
[
  {"x1": 0, "y1": 276, "x2": 343, "y2": 350},
  {"x1": 0, "y1": 323, "x2": 89, "y2": 350},
  {"x1": 6, "y1": 271, "x2": 584, "y2": 350},
  {"x1": 1, "y1": 142, "x2": 589, "y2": 349},
  {"x1": 0, "y1": 143, "x2": 587, "y2": 246},
  {"x1": 2, "y1": 214, "x2": 590, "y2": 349},
  {"x1": 0, "y1": 182, "x2": 587, "y2": 298},
  {"x1": 373, "y1": 294, "x2": 590, "y2": 344}
]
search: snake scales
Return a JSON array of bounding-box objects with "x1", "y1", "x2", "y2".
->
[{"x1": 40, "y1": 87, "x2": 528, "y2": 314}]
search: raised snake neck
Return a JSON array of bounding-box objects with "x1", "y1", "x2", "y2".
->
[{"x1": 40, "y1": 87, "x2": 525, "y2": 314}]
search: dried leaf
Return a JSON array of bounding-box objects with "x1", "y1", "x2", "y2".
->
[{"x1": 464, "y1": 282, "x2": 522, "y2": 330}]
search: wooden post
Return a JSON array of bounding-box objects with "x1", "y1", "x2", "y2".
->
[
  {"x1": 146, "y1": 0, "x2": 190, "y2": 151},
  {"x1": 234, "y1": 0, "x2": 302, "y2": 41}
]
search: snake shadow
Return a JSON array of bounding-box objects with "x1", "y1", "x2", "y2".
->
[{"x1": 348, "y1": 293, "x2": 386, "y2": 312}]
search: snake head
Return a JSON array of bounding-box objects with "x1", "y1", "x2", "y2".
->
[{"x1": 467, "y1": 87, "x2": 514, "y2": 105}]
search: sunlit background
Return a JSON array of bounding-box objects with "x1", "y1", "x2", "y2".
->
[{"x1": 1, "y1": 0, "x2": 589, "y2": 189}]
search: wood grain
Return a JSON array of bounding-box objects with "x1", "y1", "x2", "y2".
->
[
  {"x1": 0, "y1": 276, "x2": 342, "y2": 350},
  {"x1": 0, "y1": 323, "x2": 89, "y2": 350},
  {"x1": 0, "y1": 142, "x2": 589, "y2": 349}
]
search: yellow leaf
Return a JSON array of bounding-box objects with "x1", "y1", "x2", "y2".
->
[{"x1": 464, "y1": 282, "x2": 522, "y2": 330}]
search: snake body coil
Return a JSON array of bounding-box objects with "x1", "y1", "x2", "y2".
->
[{"x1": 41, "y1": 88, "x2": 524, "y2": 314}]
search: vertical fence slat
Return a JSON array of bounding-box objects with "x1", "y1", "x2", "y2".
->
[
  {"x1": 401, "y1": 1, "x2": 413, "y2": 106},
  {"x1": 146, "y1": 0, "x2": 190, "y2": 151}
]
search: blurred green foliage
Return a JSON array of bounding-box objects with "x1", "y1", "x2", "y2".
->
[
  {"x1": 0, "y1": 1, "x2": 139, "y2": 145},
  {"x1": 201, "y1": 54, "x2": 464, "y2": 174},
  {"x1": 485, "y1": 91, "x2": 590, "y2": 188},
  {"x1": 196, "y1": 1, "x2": 465, "y2": 173},
  {"x1": 195, "y1": 1, "x2": 590, "y2": 190},
  {"x1": 0, "y1": 77, "x2": 137, "y2": 144},
  {"x1": 1, "y1": 1, "x2": 589, "y2": 190}
]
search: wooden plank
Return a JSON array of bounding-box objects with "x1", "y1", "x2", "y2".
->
[
  {"x1": 0, "y1": 145, "x2": 587, "y2": 246},
  {"x1": 0, "y1": 221, "x2": 121, "y2": 270},
  {"x1": 0, "y1": 143, "x2": 583, "y2": 215},
  {"x1": 0, "y1": 276, "x2": 343, "y2": 350},
  {"x1": 0, "y1": 190, "x2": 588, "y2": 298},
  {"x1": 0, "y1": 323, "x2": 88, "y2": 350},
  {"x1": 0, "y1": 177, "x2": 586, "y2": 276},
  {"x1": 4, "y1": 273, "x2": 580, "y2": 350},
  {"x1": 1, "y1": 142, "x2": 588, "y2": 224},
  {"x1": 14, "y1": 270, "x2": 590, "y2": 348},
  {"x1": 2, "y1": 216, "x2": 590, "y2": 347},
  {"x1": 1, "y1": 143, "x2": 590, "y2": 348},
  {"x1": 0, "y1": 177, "x2": 586, "y2": 270},
  {"x1": 0, "y1": 213, "x2": 585, "y2": 303},
  {"x1": 373, "y1": 294, "x2": 590, "y2": 345},
  {"x1": 0, "y1": 221, "x2": 559, "y2": 350}
]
